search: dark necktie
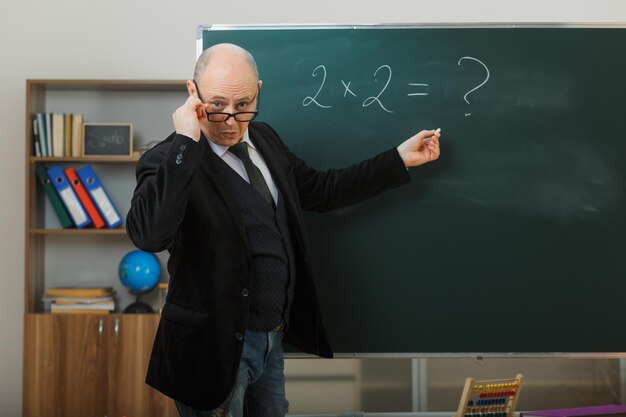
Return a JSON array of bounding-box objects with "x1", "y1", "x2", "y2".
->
[{"x1": 229, "y1": 142, "x2": 274, "y2": 206}]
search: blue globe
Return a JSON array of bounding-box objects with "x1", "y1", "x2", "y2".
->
[{"x1": 118, "y1": 250, "x2": 160, "y2": 294}]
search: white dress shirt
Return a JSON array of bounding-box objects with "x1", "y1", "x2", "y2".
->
[{"x1": 207, "y1": 129, "x2": 279, "y2": 205}]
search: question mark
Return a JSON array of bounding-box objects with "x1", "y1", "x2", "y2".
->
[{"x1": 457, "y1": 56, "x2": 490, "y2": 117}]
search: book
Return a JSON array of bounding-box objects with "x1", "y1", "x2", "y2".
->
[
  {"x1": 36, "y1": 113, "x2": 48, "y2": 156},
  {"x1": 51, "y1": 301, "x2": 114, "y2": 311},
  {"x1": 42, "y1": 295, "x2": 114, "y2": 304},
  {"x1": 54, "y1": 299, "x2": 113, "y2": 306},
  {"x1": 35, "y1": 166, "x2": 73, "y2": 228},
  {"x1": 52, "y1": 113, "x2": 65, "y2": 157},
  {"x1": 64, "y1": 113, "x2": 72, "y2": 157},
  {"x1": 42, "y1": 289, "x2": 115, "y2": 313},
  {"x1": 32, "y1": 119, "x2": 41, "y2": 157},
  {"x1": 51, "y1": 309, "x2": 111, "y2": 314},
  {"x1": 71, "y1": 114, "x2": 83, "y2": 157},
  {"x1": 44, "y1": 286, "x2": 114, "y2": 298},
  {"x1": 45, "y1": 113, "x2": 53, "y2": 158}
]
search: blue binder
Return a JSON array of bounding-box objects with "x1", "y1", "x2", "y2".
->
[
  {"x1": 46, "y1": 165, "x2": 91, "y2": 228},
  {"x1": 76, "y1": 165, "x2": 122, "y2": 228}
]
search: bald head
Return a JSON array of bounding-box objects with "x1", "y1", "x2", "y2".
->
[
  {"x1": 194, "y1": 43, "x2": 259, "y2": 83},
  {"x1": 189, "y1": 43, "x2": 261, "y2": 147}
]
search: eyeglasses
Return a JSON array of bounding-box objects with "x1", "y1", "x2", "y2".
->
[{"x1": 193, "y1": 80, "x2": 260, "y2": 123}]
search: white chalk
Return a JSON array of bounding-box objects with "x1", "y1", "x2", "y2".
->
[{"x1": 435, "y1": 128, "x2": 441, "y2": 134}]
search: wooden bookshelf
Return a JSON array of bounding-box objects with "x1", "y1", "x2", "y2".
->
[
  {"x1": 22, "y1": 79, "x2": 185, "y2": 416},
  {"x1": 24, "y1": 79, "x2": 186, "y2": 313}
]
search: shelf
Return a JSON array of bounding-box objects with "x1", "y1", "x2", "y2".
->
[
  {"x1": 28, "y1": 79, "x2": 187, "y2": 92},
  {"x1": 24, "y1": 79, "x2": 179, "y2": 315},
  {"x1": 25, "y1": 312, "x2": 159, "y2": 317},
  {"x1": 31, "y1": 156, "x2": 140, "y2": 164},
  {"x1": 29, "y1": 228, "x2": 128, "y2": 235},
  {"x1": 30, "y1": 155, "x2": 140, "y2": 164}
]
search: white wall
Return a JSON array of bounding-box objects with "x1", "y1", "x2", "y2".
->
[{"x1": 1, "y1": 0, "x2": 624, "y2": 414}]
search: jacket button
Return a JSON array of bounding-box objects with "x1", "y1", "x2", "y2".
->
[
  {"x1": 241, "y1": 288, "x2": 249, "y2": 297},
  {"x1": 235, "y1": 332, "x2": 244, "y2": 341},
  {"x1": 180, "y1": 145, "x2": 187, "y2": 151}
]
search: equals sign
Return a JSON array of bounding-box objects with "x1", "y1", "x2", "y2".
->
[{"x1": 407, "y1": 83, "x2": 430, "y2": 96}]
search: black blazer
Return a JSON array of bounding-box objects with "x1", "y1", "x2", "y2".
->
[{"x1": 126, "y1": 122, "x2": 410, "y2": 410}]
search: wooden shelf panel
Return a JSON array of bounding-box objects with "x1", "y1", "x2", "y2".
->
[
  {"x1": 30, "y1": 156, "x2": 140, "y2": 163},
  {"x1": 25, "y1": 312, "x2": 159, "y2": 317},
  {"x1": 28, "y1": 228, "x2": 128, "y2": 235},
  {"x1": 28, "y1": 79, "x2": 187, "y2": 92}
]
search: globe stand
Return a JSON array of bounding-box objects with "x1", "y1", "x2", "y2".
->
[{"x1": 123, "y1": 293, "x2": 154, "y2": 314}]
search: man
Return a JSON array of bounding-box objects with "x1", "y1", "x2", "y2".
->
[{"x1": 126, "y1": 43, "x2": 440, "y2": 417}]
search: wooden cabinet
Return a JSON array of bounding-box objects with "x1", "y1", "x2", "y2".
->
[
  {"x1": 22, "y1": 80, "x2": 186, "y2": 416},
  {"x1": 107, "y1": 314, "x2": 178, "y2": 417},
  {"x1": 23, "y1": 314, "x2": 177, "y2": 417},
  {"x1": 23, "y1": 314, "x2": 108, "y2": 417}
]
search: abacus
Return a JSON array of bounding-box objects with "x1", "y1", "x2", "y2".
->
[{"x1": 453, "y1": 374, "x2": 524, "y2": 417}]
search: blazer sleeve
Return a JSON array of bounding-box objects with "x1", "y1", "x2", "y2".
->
[
  {"x1": 260, "y1": 123, "x2": 412, "y2": 212},
  {"x1": 125, "y1": 133, "x2": 206, "y2": 252}
]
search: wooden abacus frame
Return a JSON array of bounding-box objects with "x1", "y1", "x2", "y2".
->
[{"x1": 453, "y1": 374, "x2": 524, "y2": 417}]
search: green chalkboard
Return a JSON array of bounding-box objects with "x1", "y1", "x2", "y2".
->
[{"x1": 201, "y1": 25, "x2": 626, "y2": 354}]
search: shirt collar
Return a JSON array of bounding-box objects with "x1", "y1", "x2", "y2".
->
[{"x1": 207, "y1": 128, "x2": 255, "y2": 157}]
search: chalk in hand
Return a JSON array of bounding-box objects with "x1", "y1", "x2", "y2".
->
[{"x1": 424, "y1": 128, "x2": 440, "y2": 145}]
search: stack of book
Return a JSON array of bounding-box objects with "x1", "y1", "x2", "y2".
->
[
  {"x1": 32, "y1": 112, "x2": 84, "y2": 157},
  {"x1": 44, "y1": 287, "x2": 116, "y2": 314}
]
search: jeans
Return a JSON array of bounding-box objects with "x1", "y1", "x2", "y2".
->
[{"x1": 176, "y1": 329, "x2": 289, "y2": 417}]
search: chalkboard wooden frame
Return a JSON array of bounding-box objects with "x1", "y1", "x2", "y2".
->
[
  {"x1": 82, "y1": 123, "x2": 133, "y2": 157},
  {"x1": 198, "y1": 24, "x2": 626, "y2": 357}
]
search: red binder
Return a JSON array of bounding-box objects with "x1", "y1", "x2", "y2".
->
[{"x1": 64, "y1": 167, "x2": 105, "y2": 229}]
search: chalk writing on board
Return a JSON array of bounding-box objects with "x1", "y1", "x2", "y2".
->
[
  {"x1": 304, "y1": 64, "x2": 395, "y2": 112},
  {"x1": 302, "y1": 65, "x2": 332, "y2": 108},
  {"x1": 302, "y1": 56, "x2": 490, "y2": 116},
  {"x1": 458, "y1": 56, "x2": 490, "y2": 117},
  {"x1": 362, "y1": 65, "x2": 394, "y2": 113},
  {"x1": 341, "y1": 80, "x2": 357, "y2": 98},
  {"x1": 90, "y1": 131, "x2": 125, "y2": 148},
  {"x1": 407, "y1": 83, "x2": 430, "y2": 97}
]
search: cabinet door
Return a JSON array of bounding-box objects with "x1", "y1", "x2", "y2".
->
[
  {"x1": 23, "y1": 313, "x2": 108, "y2": 417},
  {"x1": 107, "y1": 314, "x2": 178, "y2": 417}
]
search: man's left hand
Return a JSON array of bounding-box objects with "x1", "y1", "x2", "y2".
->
[{"x1": 397, "y1": 129, "x2": 441, "y2": 168}]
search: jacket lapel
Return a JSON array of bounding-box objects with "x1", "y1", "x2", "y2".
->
[{"x1": 197, "y1": 134, "x2": 250, "y2": 250}]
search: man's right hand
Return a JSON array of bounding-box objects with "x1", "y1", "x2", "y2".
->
[{"x1": 172, "y1": 95, "x2": 206, "y2": 142}]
